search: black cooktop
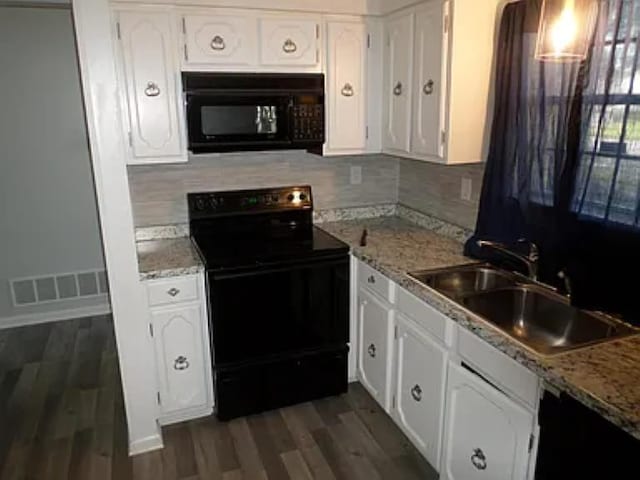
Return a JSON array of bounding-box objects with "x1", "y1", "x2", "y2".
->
[
  {"x1": 193, "y1": 225, "x2": 349, "y2": 271},
  {"x1": 188, "y1": 186, "x2": 349, "y2": 272}
]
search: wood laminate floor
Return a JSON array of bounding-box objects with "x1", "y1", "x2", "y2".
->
[{"x1": 0, "y1": 316, "x2": 438, "y2": 480}]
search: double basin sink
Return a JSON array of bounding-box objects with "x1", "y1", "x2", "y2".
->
[{"x1": 409, "y1": 265, "x2": 637, "y2": 356}]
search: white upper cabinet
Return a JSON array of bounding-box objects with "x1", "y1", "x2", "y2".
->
[
  {"x1": 441, "y1": 362, "x2": 535, "y2": 480},
  {"x1": 116, "y1": 10, "x2": 187, "y2": 164},
  {"x1": 393, "y1": 313, "x2": 448, "y2": 470},
  {"x1": 182, "y1": 13, "x2": 257, "y2": 66},
  {"x1": 411, "y1": 1, "x2": 446, "y2": 159},
  {"x1": 383, "y1": 12, "x2": 413, "y2": 153},
  {"x1": 383, "y1": 0, "x2": 502, "y2": 164},
  {"x1": 326, "y1": 21, "x2": 367, "y2": 154},
  {"x1": 259, "y1": 18, "x2": 319, "y2": 67}
]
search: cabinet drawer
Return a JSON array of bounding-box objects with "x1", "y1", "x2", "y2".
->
[
  {"x1": 147, "y1": 276, "x2": 200, "y2": 307},
  {"x1": 457, "y1": 327, "x2": 539, "y2": 409},
  {"x1": 397, "y1": 287, "x2": 452, "y2": 345},
  {"x1": 358, "y1": 261, "x2": 395, "y2": 303},
  {"x1": 259, "y1": 18, "x2": 319, "y2": 66}
]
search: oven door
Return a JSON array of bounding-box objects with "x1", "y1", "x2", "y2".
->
[
  {"x1": 186, "y1": 92, "x2": 292, "y2": 153},
  {"x1": 208, "y1": 255, "x2": 349, "y2": 366}
]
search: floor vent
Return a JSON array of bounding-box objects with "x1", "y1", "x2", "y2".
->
[{"x1": 11, "y1": 270, "x2": 109, "y2": 307}]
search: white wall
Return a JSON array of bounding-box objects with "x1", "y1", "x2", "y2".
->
[
  {"x1": 0, "y1": 6, "x2": 107, "y2": 325},
  {"x1": 72, "y1": 0, "x2": 163, "y2": 454}
]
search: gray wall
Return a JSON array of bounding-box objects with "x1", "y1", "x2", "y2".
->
[
  {"x1": 398, "y1": 158, "x2": 485, "y2": 230},
  {"x1": 0, "y1": 7, "x2": 106, "y2": 322},
  {"x1": 128, "y1": 152, "x2": 399, "y2": 226}
]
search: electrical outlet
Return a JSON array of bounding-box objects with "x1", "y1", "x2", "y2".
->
[
  {"x1": 461, "y1": 177, "x2": 473, "y2": 201},
  {"x1": 350, "y1": 166, "x2": 363, "y2": 185}
]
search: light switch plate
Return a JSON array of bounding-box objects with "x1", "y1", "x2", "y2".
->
[
  {"x1": 350, "y1": 166, "x2": 363, "y2": 185},
  {"x1": 461, "y1": 177, "x2": 473, "y2": 201}
]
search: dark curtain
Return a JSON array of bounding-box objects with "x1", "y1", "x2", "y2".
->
[{"x1": 465, "y1": 0, "x2": 640, "y2": 325}]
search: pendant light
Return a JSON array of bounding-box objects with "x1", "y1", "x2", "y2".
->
[{"x1": 535, "y1": 0, "x2": 598, "y2": 62}]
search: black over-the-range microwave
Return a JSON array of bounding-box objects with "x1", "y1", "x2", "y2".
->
[{"x1": 182, "y1": 72, "x2": 325, "y2": 155}]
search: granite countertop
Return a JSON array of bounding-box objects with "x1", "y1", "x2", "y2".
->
[
  {"x1": 137, "y1": 237, "x2": 204, "y2": 281},
  {"x1": 319, "y1": 216, "x2": 640, "y2": 441}
]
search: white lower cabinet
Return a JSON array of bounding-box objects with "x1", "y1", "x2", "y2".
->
[
  {"x1": 357, "y1": 287, "x2": 394, "y2": 411},
  {"x1": 145, "y1": 274, "x2": 213, "y2": 425},
  {"x1": 392, "y1": 312, "x2": 447, "y2": 469},
  {"x1": 441, "y1": 362, "x2": 535, "y2": 480},
  {"x1": 353, "y1": 259, "x2": 540, "y2": 476}
]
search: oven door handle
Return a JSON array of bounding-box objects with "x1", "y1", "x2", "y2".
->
[{"x1": 210, "y1": 256, "x2": 348, "y2": 280}]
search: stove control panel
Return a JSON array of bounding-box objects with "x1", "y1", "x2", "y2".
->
[{"x1": 188, "y1": 186, "x2": 313, "y2": 217}]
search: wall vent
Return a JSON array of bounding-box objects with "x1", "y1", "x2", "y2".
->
[{"x1": 10, "y1": 269, "x2": 109, "y2": 307}]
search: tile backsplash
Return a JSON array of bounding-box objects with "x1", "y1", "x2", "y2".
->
[
  {"x1": 127, "y1": 152, "x2": 399, "y2": 227},
  {"x1": 127, "y1": 151, "x2": 485, "y2": 230},
  {"x1": 397, "y1": 157, "x2": 485, "y2": 231}
]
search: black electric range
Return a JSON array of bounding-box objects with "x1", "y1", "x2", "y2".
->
[{"x1": 188, "y1": 186, "x2": 350, "y2": 420}]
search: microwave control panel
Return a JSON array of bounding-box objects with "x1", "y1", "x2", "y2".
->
[{"x1": 292, "y1": 104, "x2": 324, "y2": 142}]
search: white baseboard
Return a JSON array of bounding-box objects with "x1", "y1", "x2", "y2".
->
[
  {"x1": 129, "y1": 433, "x2": 164, "y2": 456},
  {"x1": 0, "y1": 302, "x2": 112, "y2": 330}
]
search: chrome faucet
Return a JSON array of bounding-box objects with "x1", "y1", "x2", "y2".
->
[{"x1": 476, "y1": 239, "x2": 540, "y2": 281}]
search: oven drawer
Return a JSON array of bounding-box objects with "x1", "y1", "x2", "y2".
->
[
  {"x1": 358, "y1": 261, "x2": 395, "y2": 303},
  {"x1": 215, "y1": 347, "x2": 348, "y2": 420},
  {"x1": 147, "y1": 275, "x2": 200, "y2": 307}
]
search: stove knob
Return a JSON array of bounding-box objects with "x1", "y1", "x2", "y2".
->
[
  {"x1": 209, "y1": 197, "x2": 218, "y2": 209},
  {"x1": 287, "y1": 193, "x2": 295, "y2": 202},
  {"x1": 195, "y1": 198, "x2": 206, "y2": 210},
  {"x1": 299, "y1": 193, "x2": 307, "y2": 201}
]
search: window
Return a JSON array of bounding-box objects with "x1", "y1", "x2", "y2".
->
[{"x1": 572, "y1": 0, "x2": 640, "y2": 227}]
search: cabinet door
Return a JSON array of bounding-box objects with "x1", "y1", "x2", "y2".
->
[
  {"x1": 117, "y1": 11, "x2": 185, "y2": 162},
  {"x1": 441, "y1": 362, "x2": 534, "y2": 480},
  {"x1": 259, "y1": 18, "x2": 319, "y2": 66},
  {"x1": 411, "y1": 2, "x2": 446, "y2": 159},
  {"x1": 393, "y1": 313, "x2": 447, "y2": 469},
  {"x1": 384, "y1": 13, "x2": 413, "y2": 153},
  {"x1": 357, "y1": 288, "x2": 394, "y2": 411},
  {"x1": 183, "y1": 14, "x2": 257, "y2": 66},
  {"x1": 326, "y1": 21, "x2": 367, "y2": 153},
  {"x1": 152, "y1": 305, "x2": 208, "y2": 415}
]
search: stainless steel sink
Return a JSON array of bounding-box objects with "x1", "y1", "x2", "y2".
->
[
  {"x1": 409, "y1": 265, "x2": 637, "y2": 355},
  {"x1": 409, "y1": 264, "x2": 523, "y2": 299},
  {"x1": 460, "y1": 286, "x2": 636, "y2": 355}
]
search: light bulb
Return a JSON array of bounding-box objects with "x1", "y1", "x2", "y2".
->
[
  {"x1": 535, "y1": 0, "x2": 596, "y2": 62},
  {"x1": 551, "y1": 0, "x2": 578, "y2": 55}
]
